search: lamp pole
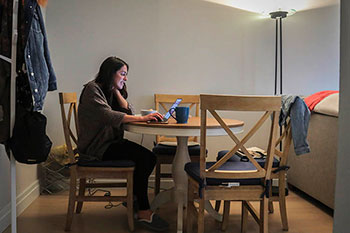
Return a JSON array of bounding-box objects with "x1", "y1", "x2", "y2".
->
[
  {"x1": 270, "y1": 11, "x2": 287, "y2": 95},
  {"x1": 270, "y1": 11, "x2": 288, "y2": 150}
]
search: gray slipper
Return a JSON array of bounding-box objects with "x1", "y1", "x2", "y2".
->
[{"x1": 137, "y1": 213, "x2": 169, "y2": 232}]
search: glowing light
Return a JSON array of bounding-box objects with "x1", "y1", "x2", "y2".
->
[{"x1": 204, "y1": 0, "x2": 337, "y2": 14}]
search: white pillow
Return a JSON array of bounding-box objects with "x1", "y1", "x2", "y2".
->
[{"x1": 313, "y1": 93, "x2": 339, "y2": 117}]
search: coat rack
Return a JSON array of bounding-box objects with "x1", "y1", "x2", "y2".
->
[{"x1": 0, "y1": 0, "x2": 19, "y2": 232}]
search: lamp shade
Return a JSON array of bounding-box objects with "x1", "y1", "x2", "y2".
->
[{"x1": 270, "y1": 11, "x2": 288, "y2": 19}]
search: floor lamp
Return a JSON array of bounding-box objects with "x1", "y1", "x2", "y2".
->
[{"x1": 270, "y1": 11, "x2": 288, "y2": 95}]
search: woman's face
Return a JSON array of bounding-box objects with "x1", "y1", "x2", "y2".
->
[{"x1": 113, "y1": 65, "x2": 128, "y2": 90}]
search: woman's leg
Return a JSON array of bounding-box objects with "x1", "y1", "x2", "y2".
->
[
  {"x1": 102, "y1": 139, "x2": 156, "y2": 211},
  {"x1": 103, "y1": 140, "x2": 169, "y2": 230}
]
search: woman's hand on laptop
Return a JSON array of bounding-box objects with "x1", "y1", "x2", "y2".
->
[
  {"x1": 143, "y1": 112, "x2": 163, "y2": 122},
  {"x1": 122, "y1": 112, "x2": 163, "y2": 123}
]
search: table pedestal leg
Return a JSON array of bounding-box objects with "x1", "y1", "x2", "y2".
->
[
  {"x1": 205, "y1": 201, "x2": 223, "y2": 222},
  {"x1": 150, "y1": 188, "x2": 173, "y2": 211},
  {"x1": 150, "y1": 136, "x2": 190, "y2": 232},
  {"x1": 173, "y1": 136, "x2": 190, "y2": 232}
]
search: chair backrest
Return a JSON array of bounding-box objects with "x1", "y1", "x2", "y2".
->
[
  {"x1": 199, "y1": 94, "x2": 281, "y2": 181},
  {"x1": 59, "y1": 92, "x2": 79, "y2": 164},
  {"x1": 154, "y1": 94, "x2": 200, "y2": 143}
]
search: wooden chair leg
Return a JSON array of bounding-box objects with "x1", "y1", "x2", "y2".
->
[
  {"x1": 260, "y1": 197, "x2": 269, "y2": 233},
  {"x1": 76, "y1": 178, "x2": 86, "y2": 213},
  {"x1": 155, "y1": 161, "x2": 161, "y2": 195},
  {"x1": 186, "y1": 180, "x2": 194, "y2": 233},
  {"x1": 221, "y1": 201, "x2": 230, "y2": 231},
  {"x1": 279, "y1": 177, "x2": 288, "y2": 231},
  {"x1": 279, "y1": 196, "x2": 288, "y2": 231},
  {"x1": 186, "y1": 204, "x2": 195, "y2": 233},
  {"x1": 241, "y1": 201, "x2": 248, "y2": 233},
  {"x1": 127, "y1": 172, "x2": 135, "y2": 231},
  {"x1": 268, "y1": 182, "x2": 274, "y2": 213},
  {"x1": 268, "y1": 200, "x2": 274, "y2": 213},
  {"x1": 215, "y1": 200, "x2": 221, "y2": 212},
  {"x1": 65, "y1": 176, "x2": 77, "y2": 231},
  {"x1": 198, "y1": 198, "x2": 205, "y2": 233}
]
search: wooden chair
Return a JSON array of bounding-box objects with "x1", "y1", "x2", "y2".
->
[
  {"x1": 59, "y1": 92, "x2": 135, "y2": 232},
  {"x1": 153, "y1": 94, "x2": 201, "y2": 195},
  {"x1": 215, "y1": 120, "x2": 292, "y2": 231},
  {"x1": 185, "y1": 94, "x2": 281, "y2": 233}
]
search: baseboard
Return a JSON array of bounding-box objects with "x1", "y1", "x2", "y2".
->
[{"x1": 0, "y1": 179, "x2": 40, "y2": 232}]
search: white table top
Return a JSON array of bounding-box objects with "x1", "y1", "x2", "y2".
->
[{"x1": 124, "y1": 116, "x2": 244, "y2": 137}]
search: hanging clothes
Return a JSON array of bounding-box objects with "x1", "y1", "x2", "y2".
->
[
  {"x1": 279, "y1": 95, "x2": 311, "y2": 156},
  {"x1": 8, "y1": 0, "x2": 55, "y2": 163},
  {"x1": 0, "y1": 0, "x2": 57, "y2": 144},
  {"x1": 0, "y1": 0, "x2": 12, "y2": 144},
  {"x1": 19, "y1": 0, "x2": 57, "y2": 111}
]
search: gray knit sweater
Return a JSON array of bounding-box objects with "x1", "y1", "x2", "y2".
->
[{"x1": 77, "y1": 81, "x2": 134, "y2": 161}]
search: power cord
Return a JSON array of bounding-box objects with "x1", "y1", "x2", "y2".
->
[
  {"x1": 99, "y1": 185, "x2": 169, "y2": 209},
  {"x1": 88, "y1": 188, "x2": 111, "y2": 196},
  {"x1": 85, "y1": 161, "x2": 171, "y2": 210},
  {"x1": 85, "y1": 182, "x2": 117, "y2": 209},
  {"x1": 104, "y1": 191, "x2": 123, "y2": 209},
  {"x1": 87, "y1": 188, "x2": 121, "y2": 209},
  {"x1": 105, "y1": 202, "x2": 122, "y2": 209},
  {"x1": 140, "y1": 134, "x2": 144, "y2": 145}
]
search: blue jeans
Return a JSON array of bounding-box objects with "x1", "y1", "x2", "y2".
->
[{"x1": 279, "y1": 95, "x2": 311, "y2": 155}]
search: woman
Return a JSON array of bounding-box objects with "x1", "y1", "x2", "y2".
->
[{"x1": 78, "y1": 56, "x2": 169, "y2": 232}]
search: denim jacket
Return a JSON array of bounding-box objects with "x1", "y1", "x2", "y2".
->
[
  {"x1": 23, "y1": 1, "x2": 57, "y2": 111},
  {"x1": 279, "y1": 95, "x2": 311, "y2": 155}
]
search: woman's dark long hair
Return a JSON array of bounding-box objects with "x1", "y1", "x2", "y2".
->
[{"x1": 95, "y1": 56, "x2": 129, "y2": 99}]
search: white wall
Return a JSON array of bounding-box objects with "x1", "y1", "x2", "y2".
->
[
  {"x1": 0, "y1": 146, "x2": 40, "y2": 232},
  {"x1": 333, "y1": 0, "x2": 350, "y2": 231},
  {"x1": 43, "y1": 0, "x2": 339, "y2": 154},
  {"x1": 0, "y1": 147, "x2": 10, "y2": 225}
]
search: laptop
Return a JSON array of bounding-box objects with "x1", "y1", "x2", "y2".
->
[{"x1": 148, "y1": 98, "x2": 182, "y2": 124}]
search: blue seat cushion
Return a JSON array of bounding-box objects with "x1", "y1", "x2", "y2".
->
[
  {"x1": 184, "y1": 161, "x2": 262, "y2": 187},
  {"x1": 152, "y1": 143, "x2": 202, "y2": 156},
  {"x1": 77, "y1": 159, "x2": 135, "y2": 167},
  {"x1": 217, "y1": 150, "x2": 280, "y2": 168}
]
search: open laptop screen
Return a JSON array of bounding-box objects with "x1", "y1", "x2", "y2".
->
[{"x1": 163, "y1": 98, "x2": 182, "y2": 121}]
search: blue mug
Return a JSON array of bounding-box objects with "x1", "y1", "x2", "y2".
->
[{"x1": 170, "y1": 106, "x2": 189, "y2": 123}]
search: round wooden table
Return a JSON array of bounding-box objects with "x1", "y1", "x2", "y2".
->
[{"x1": 125, "y1": 117, "x2": 244, "y2": 232}]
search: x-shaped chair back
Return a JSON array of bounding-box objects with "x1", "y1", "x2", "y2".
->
[
  {"x1": 200, "y1": 94, "x2": 281, "y2": 181},
  {"x1": 273, "y1": 121, "x2": 292, "y2": 169}
]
